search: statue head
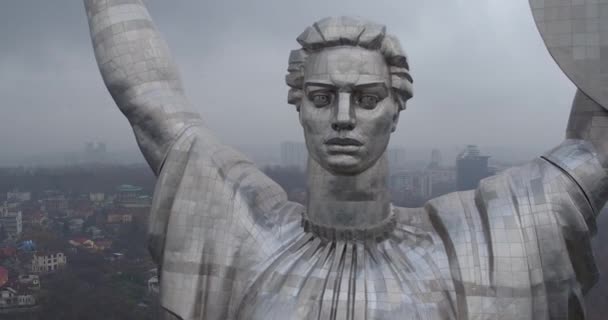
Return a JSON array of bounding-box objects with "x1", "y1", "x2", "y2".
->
[{"x1": 286, "y1": 17, "x2": 413, "y2": 175}]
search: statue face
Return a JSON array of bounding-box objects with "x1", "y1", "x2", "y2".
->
[{"x1": 300, "y1": 46, "x2": 400, "y2": 175}]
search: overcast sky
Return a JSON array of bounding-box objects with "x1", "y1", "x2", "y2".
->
[{"x1": 0, "y1": 0, "x2": 575, "y2": 164}]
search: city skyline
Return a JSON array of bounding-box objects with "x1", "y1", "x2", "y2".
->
[{"x1": 0, "y1": 140, "x2": 542, "y2": 168}]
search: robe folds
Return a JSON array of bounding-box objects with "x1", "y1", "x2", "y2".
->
[{"x1": 149, "y1": 126, "x2": 604, "y2": 320}]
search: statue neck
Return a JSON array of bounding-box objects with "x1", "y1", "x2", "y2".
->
[{"x1": 305, "y1": 153, "x2": 392, "y2": 229}]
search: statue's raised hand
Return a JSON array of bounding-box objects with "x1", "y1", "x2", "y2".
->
[{"x1": 84, "y1": 0, "x2": 203, "y2": 174}]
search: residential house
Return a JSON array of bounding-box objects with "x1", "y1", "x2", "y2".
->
[
  {"x1": 107, "y1": 213, "x2": 133, "y2": 224},
  {"x1": 0, "y1": 247, "x2": 16, "y2": 259},
  {"x1": 31, "y1": 251, "x2": 67, "y2": 274},
  {"x1": 147, "y1": 276, "x2": 159, "y2": 294},
  {"x1": 0, "y1": 267, "x2": 7, "y2": 288},
  {"x1": 0, "y1": 287, "x2": 36, "y2": 310},
  {"x1": 17, "y1": 275, "x2": 40, "y2": 290}
]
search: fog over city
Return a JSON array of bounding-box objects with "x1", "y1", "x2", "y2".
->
[{"x1": 0, "y1": 0, "x2": 575, "y2": 165}]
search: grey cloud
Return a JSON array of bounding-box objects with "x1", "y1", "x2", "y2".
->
[{"x1": 0, "y1": 0, "x2": 574, "y2": 164}]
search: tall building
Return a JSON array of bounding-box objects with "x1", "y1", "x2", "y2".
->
[
  {"x1": 42, "y1": 191, "x2": 68, "y2": 215},
  {"x1": 114, "y1": 185, "x2": 151, "y2": 210},
  {"x1": 429, "y1": 149, "x2": 442, "y2": 169},
  {"x1": 456, "y1": 145, "x2": 492, "y2": 191},
  {"x1": 389, "y1": 170, "x2": 433, "y2": 198},
  {"x1": 0, "y1": 204, "x2": 22, "y2": 237},
  {"x1": 424, "y1": 149, "x2": 456, "y2": 198},
  {"x1": 280, "y1": 141, "x2": 308, "y2": 169},
  {"x1": 387, "y1": 147, "x2": 407, "y2": 171},
  {"x1": 115, "y1": 184, "x2": 143, "y2": 203}
]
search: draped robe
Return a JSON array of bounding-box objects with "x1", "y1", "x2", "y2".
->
[{"x1": 149, "y1": 125, "x2": 604, "y2": 320}]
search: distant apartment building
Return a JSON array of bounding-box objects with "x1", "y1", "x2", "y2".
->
[
  {"x1": 415, "y1": 168, "x2": 456, "y2": 199},
  {"x1": 429, "y1": 149, "x2": 442, "y2": 168},
  {"x1": 89, "y1": 192, "x2": 105, "y2": 203},
  {"x1": 389, "y1": 171, "x2": 410, "y2": 193},
  {"x1": 107, "y1": 213, "x2": 133, "y2": 224},
  {"x1": 31, "y1": 251, "x2": 67, "y2": 274},
  {"x1": 389, "y1": 149, "x2": 457, "y2": 203},
  {"x1": 425, "y1": 168, "x2": 456, "y2": 184},
  {"x1": 280, "y1": 141, "x2": 308, "y2": 169},
  {"x1": 0, "y1": 204, "x2": 22, "y2": 237},
  {"x1": 114, "y1": 185, "x2": 151, "y2": 208},
  {"x1": 86, "y1": 226, "x2": 103, "y2": 239},
  {"x1": 115, "y1": 184, "x2": 142, "y2": 202},
  {"x1": 120, "y1": 195, "x2": 151, "y2": 208},
  {"x1": 42, "y1": 192, "x2": 68, "y2": 214},
  {"x1": 6, "y1": 191, "x2": 31, "y2": 202},
  {"x1": 387, "y1": 147, "x2": 407, "y2": 171},
  {"x1": 423, "y1": 149, "x2": 456, "y2": 197},
  {"x1": 389, "y1": 170, "x2": 433, "y2": 198},
  {"x1": 68, "y1": 218, "x2": 85, "y2": 233},
  {"x1": 456, "y1": 145, "x2": 492, "y2": 191}
]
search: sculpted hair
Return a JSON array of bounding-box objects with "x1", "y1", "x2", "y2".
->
[{"x1": 286, "y1": 16, "x2": 414, "y2": 111}]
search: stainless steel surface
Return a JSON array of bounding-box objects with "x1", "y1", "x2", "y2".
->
[
  {"x1": 530, "y1": 0, "x2": 608, "y2": 110},
  {"x1": 84, "y1": 0, "x2": 608, "y2": 318}
]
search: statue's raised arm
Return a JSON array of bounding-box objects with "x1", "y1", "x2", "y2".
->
[
  {"x1": 84, "y1": 0, "x2": 202, "y2": 174},
  {"x1": 83, "y1": 5, "x2": 295, "y2": 316}
]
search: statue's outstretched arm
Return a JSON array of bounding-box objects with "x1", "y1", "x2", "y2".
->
[
  {"x1": 544, "y1": 90, "x2": 608, "y2": 215},
  {"x1": 84, "y1": 0, "x2": 203, "y2": 175},
  {"x1": 529, "y1": 0, "x2": 608, "y2": 217}
]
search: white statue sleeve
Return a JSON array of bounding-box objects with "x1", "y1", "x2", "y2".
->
[
  {"x1": 546, "y1": 91, "x2": 608, "y2": 218},
  {"x1": 84, "y1": 0, "x2": 203, "y2": 175}
]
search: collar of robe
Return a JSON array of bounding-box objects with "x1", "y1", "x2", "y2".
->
[{"x1": 300, "y1": 206, "x2": 397, "y2": 242}]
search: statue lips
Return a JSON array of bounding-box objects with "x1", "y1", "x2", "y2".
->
[{"x1": 325, "y1": 137, "x2": 363, "y2": 154}]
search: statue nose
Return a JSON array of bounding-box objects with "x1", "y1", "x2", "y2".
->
[
  {"x1": 331, "y1": 92, "x2": 356, "y2": 131},
  {"x1": 331, "y1": 122, "x2": 355, "y2": 131}
]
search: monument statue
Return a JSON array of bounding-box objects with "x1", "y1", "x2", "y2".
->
[{"x1": 84, "y1": 0, "x2": 608, "y2": 319}]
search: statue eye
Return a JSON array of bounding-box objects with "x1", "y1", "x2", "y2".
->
[
  {"x1": 358, "y1": 95, "x2": 379, "y2": 109},
  {"x1": 311, "y1": 94, "x2": 331, "y2": 107}
]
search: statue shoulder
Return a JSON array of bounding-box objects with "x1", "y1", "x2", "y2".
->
[
  {"x1": 423, "y1": 157, "x2": 599, "y2": 293},
  {"x1": 148, "y1": 124, "x2": 291, "y2": 260},
  {"x1": 423, "y1": 158, "x2": 564, "y2": 230},
  {"x1": 155, "y1": 123, "x2": 290, "y2": 220}
]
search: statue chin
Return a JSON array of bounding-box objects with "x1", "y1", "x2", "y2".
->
[
  {"x1": 325, "y1": 163, "x2": 364, "y2": 176},
  {"x1": 312, "y1": 153, "x2": 379, "y2": 176}
]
